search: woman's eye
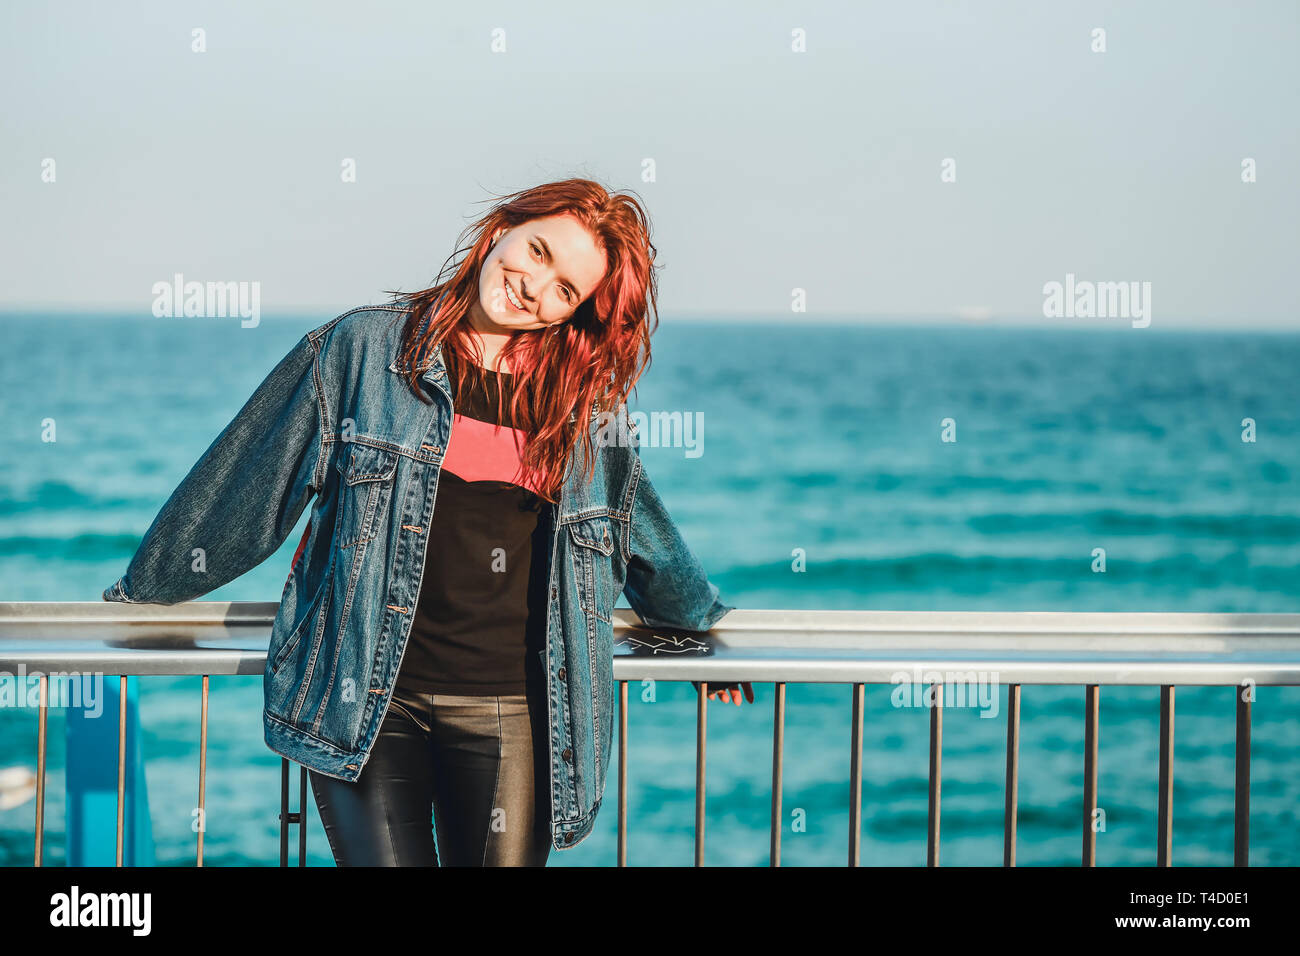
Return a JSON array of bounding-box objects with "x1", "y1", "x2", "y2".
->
[{"x1": 530, "y1": 240, "x2": 571, "y2": 301}]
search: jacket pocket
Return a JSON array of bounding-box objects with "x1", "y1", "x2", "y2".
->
[
  {"x1": 335, "y1": 443, "x2": 400, "y2": 550},
  {"x1": 566, "y1": 512, "x2": 619, "y2": 784},
  {"x1": 568, "y1": 514, "x2": 615, "y2": 624},
  {"x1": 270, "y1": 572, "x2": 329, "y2": 676}
]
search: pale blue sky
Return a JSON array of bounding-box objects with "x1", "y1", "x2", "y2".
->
[{"x1": 1, "y1": 0, "x2": 1296, "y2": 327}]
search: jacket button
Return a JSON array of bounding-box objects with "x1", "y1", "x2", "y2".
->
[
  {"x1": 562, "y1": 747, "x2": 572, "y2": 762},
  {"x1": 551, "y1": 586, "x2": 557, "y2": 599},
  {"x1": 557, "y1": 666, "x2": 566, "y2": 681},
  {"x1": 564, "y1": 833, "x2": 574, "y2": 844}
]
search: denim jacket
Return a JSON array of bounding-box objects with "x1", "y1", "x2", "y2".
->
[{"x1": 102, "y1": 304, "x2": 734, "y2": 851}]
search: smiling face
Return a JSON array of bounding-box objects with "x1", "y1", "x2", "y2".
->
[{"x1": 470, "y1": 214, "x2": 608, "y2": 333}]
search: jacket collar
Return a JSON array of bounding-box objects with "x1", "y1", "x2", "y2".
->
[
  {"x1": 388, "y1": 336, "x2": 596, "y2": 426},
  {"x1": 387, "y1": 341, "x2": 445, "y2": 380}
]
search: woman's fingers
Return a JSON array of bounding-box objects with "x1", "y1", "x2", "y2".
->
[
  {"x1": 704, "y1": 684, "x2": 753, "y2": 705},
  {"x1": 699, "y1": 682, "x2": 756, "y2": 706}
]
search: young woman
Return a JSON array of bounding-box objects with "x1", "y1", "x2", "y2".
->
[{"x1": 104, "y1": 177, "x2": 749, "y2": 866}]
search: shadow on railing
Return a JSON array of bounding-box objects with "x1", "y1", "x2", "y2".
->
[{"x1": 3, "y1": 604, "x2": 1298, "y2": 866}]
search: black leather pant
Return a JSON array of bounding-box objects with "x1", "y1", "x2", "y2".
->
[{"x1": 309, "y1": 683, "x2": 552, "y2": 866}]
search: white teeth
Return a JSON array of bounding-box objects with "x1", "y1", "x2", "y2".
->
[{"x1": 504, "y1": 277, "x2": 524, "y2": 311}]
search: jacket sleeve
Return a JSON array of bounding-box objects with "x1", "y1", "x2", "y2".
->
[
  {"x1": 103, "y1": 331, "x2": 325, "y2": 605},
  {"x1": 622, "y1": 445, "x2": 734, "y2": 632}
]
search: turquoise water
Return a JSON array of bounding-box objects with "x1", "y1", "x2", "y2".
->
[{"x1": 2, "y1": 312, "x2": 1298, "y2": 866}]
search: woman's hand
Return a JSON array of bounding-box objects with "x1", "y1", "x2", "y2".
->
[{"x1": 691, "y1": 681, "x2": 755, "y2": 706}]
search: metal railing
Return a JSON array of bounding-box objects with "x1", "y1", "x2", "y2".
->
[{"x1": 2, "y1": 603, "x2": 1298, "y2": 866}]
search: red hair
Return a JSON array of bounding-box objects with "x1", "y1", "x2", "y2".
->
[{"x1": 384, "y1": 178, "x2": 659, "y2": 503}]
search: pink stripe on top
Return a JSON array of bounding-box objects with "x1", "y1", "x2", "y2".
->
[{"x1": 441, "y1": 412, "x2": 544, "y2": 495}]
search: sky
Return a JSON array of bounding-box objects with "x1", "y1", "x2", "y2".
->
[{"x1": 1, "y1": 0, "x2": 1297, "y2": 328}]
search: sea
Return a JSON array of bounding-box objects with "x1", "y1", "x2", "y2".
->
[{"x1": 1, "y1": 310, "x2": 1298, "y2": 867}]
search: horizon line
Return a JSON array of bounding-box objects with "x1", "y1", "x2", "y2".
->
[{"x1": 0, "y1": 306, "x2": 1295, "y2": 333}]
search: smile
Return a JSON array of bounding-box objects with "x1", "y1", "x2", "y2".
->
[{"x1": 504, "y1": 276, "x2": 526, "y2": 313}]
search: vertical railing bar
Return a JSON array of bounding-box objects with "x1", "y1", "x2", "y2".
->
[
  {"x1": 279, "y1": 758, "x2": 290, "y2": 867},
  {"x1": 694, "y1": 681, "x2": 707, "y2": 867},
  {"x1": 1234, "y1": 688, "x2": 1251, "y2": 867},
  {"x1": 617, "y1": 679, "x2": 628, "y2": 867},
  {"x1": 1082, "y1": 684, "x2": 1099, "y2": 867},
  {"x1": 1157, "y1": 685, "x2": 1174, "y2": 866},
  {"x1": 298, "y1": 766, "x2": 308, "y2": 866},
  {"x1": 197, "y1": 674, "x2": 208, "y2": 867},
  {"x1": 848, "y1": 682, "x2": 863, "y2": 867},
  {"x1": 1003, "y1": 683, "x2": 1020, "y2": 867},
  {"x1": 770, "y1": 681, "x2": 785, "y2": 868},
  {"x1": 34, "y1": 674, "x2": 48, "y2": 867},
  {"x1": 117, "y1": 675, "x2": 127, "y2": 867},
  {"x1": 927, "y1": 681, "x2": 942, "y2": 867}
]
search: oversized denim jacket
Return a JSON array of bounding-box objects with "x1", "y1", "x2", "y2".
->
[{"x1": 103, "y1": 304, "x2": 734, "y2": 851}]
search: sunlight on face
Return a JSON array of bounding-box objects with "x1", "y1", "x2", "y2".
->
[{"x1": 472, "y1": 214, "x2": 608, "y2": 333}]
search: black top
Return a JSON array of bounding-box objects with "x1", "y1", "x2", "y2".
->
[{"x1": 393, "y1": 353, "x2": 550, "y2": 696}]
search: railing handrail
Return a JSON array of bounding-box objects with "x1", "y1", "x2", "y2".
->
[{"x1": 2, "y1": 603, "x2": 1300, "y2": 685}]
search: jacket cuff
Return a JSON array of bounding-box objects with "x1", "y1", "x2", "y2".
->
[
  {"x1": 103, "y1": 577, "x2": 136, "y2": 603},
  {"x1": 699, "y1": 597, "x2": 735, "y2": 631}
]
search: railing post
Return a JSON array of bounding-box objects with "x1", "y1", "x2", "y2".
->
[
  {"x1": 277, "y1": 760, "x2": 310, "y2": 866},
  {"x1": 1082, "y1": 684, "x2": 1100, "y2": 866},
  {"x1": 1157, "y1": 685, "x2": 1174, "y2": 866},
  {"x1": 1003, "y1": 683, "x2": 1020, "y2": 867},
  {"x1": 694, "y1": 681, "x2": 707, "y2": 867},
  {"x1": 617, "y1": 679, "x2": 628, "y2": 867},
  {"x1": 279, "y1": 758, "x2": 290, "y2": 866},
  {"x1": 1234, "y1": 687, "x2": 1251, "y2": 866},
  {"x1": 770, "y1": 681, "x2": 785, "y2": 867},
  {"x1": 33, "y1": 674, "x2": 48, "y2": 867},
  {"x1": 849, "y1": 682, "x2": 863, "y2": 867},
  {"x1": 927, "y1": 681, "x2": 942, "y2": 867},
  {"x1": 116, "y1": 675, "x2": 126, "y2": 867},
  {"x1": 197, "y1": 674, "x2": 208, "y2": 866},
  {"x1": 298, "y1": 766, "x2": 308, "y2": 865}
]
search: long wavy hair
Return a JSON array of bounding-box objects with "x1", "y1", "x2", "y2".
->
[{"x1": 383, "y1": 178, "x2": 659, "y2": 504}]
